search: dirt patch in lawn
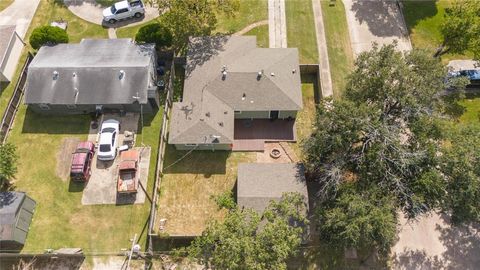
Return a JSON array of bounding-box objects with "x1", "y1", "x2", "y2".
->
[{"x1": 56, "y1": 137, "x2": 80, "y2": 181}]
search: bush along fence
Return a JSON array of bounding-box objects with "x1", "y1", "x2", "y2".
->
[
  {"x1": 0, "y1": 53, "x2": 34, "y2": 144},
  {"x1": 147, "y1": 56, "x2": 176, "y2": 254}
]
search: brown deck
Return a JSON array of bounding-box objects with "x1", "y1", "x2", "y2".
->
[{"x1": 232, "y1": 119, "x2": 296, "y2": 151}]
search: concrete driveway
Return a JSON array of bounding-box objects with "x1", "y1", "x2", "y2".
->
[
  {"x1": 343, "y1": 0, "x2": 411, "y2": 56},
  {"x1": 63, "y1": 0, "x2": 159, "y2": 28},
  {"x1": 0, "y1": 0, "x2": 40, "y2": 38}
]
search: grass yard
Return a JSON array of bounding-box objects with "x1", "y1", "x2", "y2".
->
[
  {"x1": 0, "y1": 0, "x2": 13, "y2": 12},
  {"x1": 321, "y1": 0, "x2": 354, "y2": 98},
  {"x1": 7, "y1": 106, "x2": 162, "y2": 253},
  {"x1": 458, "y1": 97, "x2": 480, "y2": 125},
  {"x1": 244, "y1": 24, "x2": 269, "y2": 48},
  {"x1": 402, "y1": 0, "x2": 472, "y2": 63},
  {"x1": 156, "y1": 146, "x2": 255, "y2": 236},
  {"x1": 1, "y1": 0, "x2": 161, "y2": 254},
  {"x1": 215, "y1": 0, "x2": 268, "y2": 34},
  {"x1": 116, "y1": 19, "x2": 158, "y2": 39},
  {"x1": 285, "y1": 0, "x2": 318, "y2": 64}
]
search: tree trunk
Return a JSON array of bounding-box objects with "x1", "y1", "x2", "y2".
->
[{"x1": 434, "y1": 42, "x2": 449, "y2": 58}]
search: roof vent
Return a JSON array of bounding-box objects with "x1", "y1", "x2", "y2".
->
[
  {"x1": 218, "y1": 122, "x2": 224, "y2": 127},
  {"x1": 242, "y1": 93, "x2": 246, "y2": 101},
  {"x1": 72, "y1": 72, "x2": 77, "y2": 78},
  {"x1": 53, "y1": 71, "x2": 59, "y2": 80},
  {"x1": 292, "y1": 69, "x2": 296, "y2": 74},
  {"x1": 224, "y1": 111, "x2": 228, "y2": 114},
  {"x1": 270, "y1": 72, "x2": 275, "y2": 76},
  {"x1": 119, "y1": 70, "x2": 125, "y2": 80},
  {"x1": 257, "y1": 70, "x2": 263, "y2": 80},
  {"x1": 205, "y1": 112, "x2": 210, "y2": 117},
  {"x1": 221, "y1": 65, "x2": 227, "y2": 80}
]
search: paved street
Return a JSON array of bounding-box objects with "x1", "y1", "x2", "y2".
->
[
  {"x1": 343, "y1": 0, "x2": 411, "y2": 56},
  {"x1": 0, "y1": 0, "x2": 40, "y2": 38},
  {"x1": 268, "y1": 0, "x2": 287, "y2": 48}
]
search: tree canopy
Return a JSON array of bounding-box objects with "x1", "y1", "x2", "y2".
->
[
  {"x1": 149, "y1": 0, "x2": 239, "y2": 52},
  {"x1": 438, "y1": 0, "x2": 480, "y2": 58},
  {"x1": 135, "y1": 23, "x2": 173, "y2": 48},
  {"x1": 0, "y1": 143, "x2": 18, "y2": 189},
  {"x1": 180, "y1": 193, "x2": 307, "y2": 270},
  {"x1": 29, "y1": 25, "x2": 69, "y2": 50},
  {"x1": 303, "y1": 43, "x2": 469, "y2": 253}
]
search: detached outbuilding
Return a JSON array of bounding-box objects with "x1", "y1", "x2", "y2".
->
[
  {"x1": 25, "y1": 38, "x2": 159, "y2": 114},
  {"x1": 0, "y1": 192, "x2": 36, "y2": 251},
  {"x1": 0, "y1": 25, "x2": 25, "y2": 82}
]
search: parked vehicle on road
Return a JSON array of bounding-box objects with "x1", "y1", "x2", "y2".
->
[
  {"x1": 448, "y1": 69, "x2": 480, "y2": 87},
  {"x1": 117, "y1": 150, "x2": 140, "y2": 193},
  {"x1": 103, "y1": 0, "x2": 145, "y2": 24},
  {"x1": 70, "y1": 141, "x2": 95, "y2": 182},
  {"x1": 97, "y1": 119, "x2": 120, "y2": 161}
]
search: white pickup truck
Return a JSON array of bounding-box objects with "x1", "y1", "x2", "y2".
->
[{"x1": 103, "y1": 0, "x2": 145, "y2": 24}]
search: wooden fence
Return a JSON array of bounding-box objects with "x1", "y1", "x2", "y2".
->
[
  {"x1": 147, "y1": 59, "x2": 176, "y2": 254},
  {"x1": 0, "y1": 53, "x2": 33, "y2": 144}
]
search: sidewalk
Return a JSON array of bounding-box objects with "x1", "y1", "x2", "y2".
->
[
  {"x1": 268, "y1": 0, "x2": 287, "y2": 48},
  {"x1": 311, "y1": 0, "x2": 333, "y2": 98},
  {"x1": 0, "y1": 0, "x2": 41, "y2": 38}
]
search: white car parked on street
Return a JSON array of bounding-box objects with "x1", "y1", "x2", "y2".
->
[
  {"x1": 103, "y1": 0, "x2": 145, "y2": 24},
  {"x1": 97, "y1": 119, "x2": 120, "y2": 161}
]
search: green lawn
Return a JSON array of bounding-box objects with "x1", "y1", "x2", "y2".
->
[
  {"x1": 244, "y1": 24, "x2": 269, "y2": 48},
  {"x1": 156, "y1": 146, "x2": 255, "y2": 236},
  {"x1": 215, "y1": 0, "x2": 268, "y2": 34},
  {"x1": 0, "y1": 0, "x2": 13, "y2": 12},
  {"x1": 458, "y1": 97, "x2": 480, "y2": 124},
  {"x1": 1, "y1": 0, "x2": 162, "y2": 254},
  {"x1": 402, "y1": 0, "x2": 472, "y2": 63},
  {"x1": 118, "y1": 0, "x2": 268, "y2": 40},
  {"x1": 321, "y1": 0, "x2": 354, "y2": 98},
  {"x1": 8, "y1": 107, "x2": 162, "y2": 253},
  {"x1": 285, "y1": 0, "x2": 318, "y2": 64}
]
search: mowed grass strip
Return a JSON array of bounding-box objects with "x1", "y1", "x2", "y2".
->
[
  {"x1": 402, "y1": 0, "x2": 472, "y2": 63},
  {"x1": 244, "y1": 24, "x2": 269, "y2": 48},
  {"x1": 285, "y1": 0, "x2": 318, "y2": 64},
  {"x1": 321, "y1": 0, "x2": 353, "y2": 98}
]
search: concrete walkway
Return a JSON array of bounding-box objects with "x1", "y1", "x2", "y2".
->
[
  {"x1": 311, "y1": 0, "x2": 333, "y2": 98},
  {"x1": 0, "y1": 0, "x2": 41, "y2": 38},
  {"x1": 268, "y1": 0, "x2": 287, "y2": 48},
  {"x1": 343, "y1": 0, "x2": 411, "y2": 56}
]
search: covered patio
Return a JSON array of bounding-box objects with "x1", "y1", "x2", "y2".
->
[{"x1": 232, "y1": 119, "x2": 296, "y2": 151}]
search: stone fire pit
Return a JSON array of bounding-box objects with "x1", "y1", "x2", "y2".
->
[{"x1": 270, "y1": 148, "x2": 282, "y2": 159}]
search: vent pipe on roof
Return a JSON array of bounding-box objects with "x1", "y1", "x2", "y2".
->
[
  {"x1": 72, "y1": 72, "x2": 77, "y2": 78},
  {"x1": 53, "y1": 71, "x2": 59, "y2": 80},
  {"x1": 221, "y1": 65, "x2": 227, "y2": 80},
  {"x1": 119, "y1": 70, "x2": 125, "y2": 80},
  {"x1": 242, "y1": 93, "x2": 246, "y2": 101},
  {"x1": 270, "y1": 72, "x2": 275, "y2": 77}
]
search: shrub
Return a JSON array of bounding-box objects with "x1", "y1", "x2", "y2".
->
[
  {"x1": 135, "y1": 23, "x2": 173, "y2": 49},
  {"x1": 29, "y1": 26, "x2": 69, "y2": 50}
]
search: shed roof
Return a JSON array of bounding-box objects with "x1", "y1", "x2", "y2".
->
[
  {"x1": 0, "y1": 192, "x2": 35, "y2": 245},
  {"x1": 25, "y1": 39, "x2": 155, "y2": 105},
  {"x1": 237, "y1": 163, "x2": 308, "y2": 213},
  {"x1": 169, "y1": 36, "x2": 302, "y2": 144}
]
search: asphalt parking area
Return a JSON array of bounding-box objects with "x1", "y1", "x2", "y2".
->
[{"x1": 81, "y1": 146, "x2": 151, "y2": 205}]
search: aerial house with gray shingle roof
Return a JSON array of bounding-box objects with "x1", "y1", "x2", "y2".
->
[
  {"x1": 169, "y1": 36, "x2": 303, "y2": 151},
  {"x1": 25, "y1": 39, "x2": 159, "y2": 114}
]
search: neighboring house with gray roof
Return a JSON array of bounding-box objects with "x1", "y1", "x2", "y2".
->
[
  {"x1": 0, "y1": 192, "x2": 36, "y2": 251},
  {"x1": 169, "y1": 36, "x2": 302, "y2": 151},
  {"x1": 25, "y1": 39, "x2": 159, "y2": 114},
  {"x1": 236, "y1": 163, "x2": 309, "y2": 214},
  {"x1": 0, "y1": 25, "x2": 25, "y2": 82}
]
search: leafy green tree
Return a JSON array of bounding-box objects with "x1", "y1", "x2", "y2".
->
[
  {"x1": 148, "y1": 0, "x2": 239, "y2": 51},
  {"x1": 0, "y1": 143, "x2": 18, "y2": 189},
  {"x1": 438, "y1": 0, "x2": 480, "y2": 58},
  {"x1": 304, "y1": 44, "x2": 465, "y2": 218},
  {"x1": 181, "y1": 193, "x2": 307, "y2": 270},
  {"x1": 441, "y1": 124, "x2": 480, "y2": 224},
  {"x1": 317, "y1": 185, "x2": 398, "y2": 256},
  {"x1": 135, "y1": 23, "x2": 173, "y2": 48},
  {"x1": 29, "y1": 25, "x2": 69, "y2": 50}
]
